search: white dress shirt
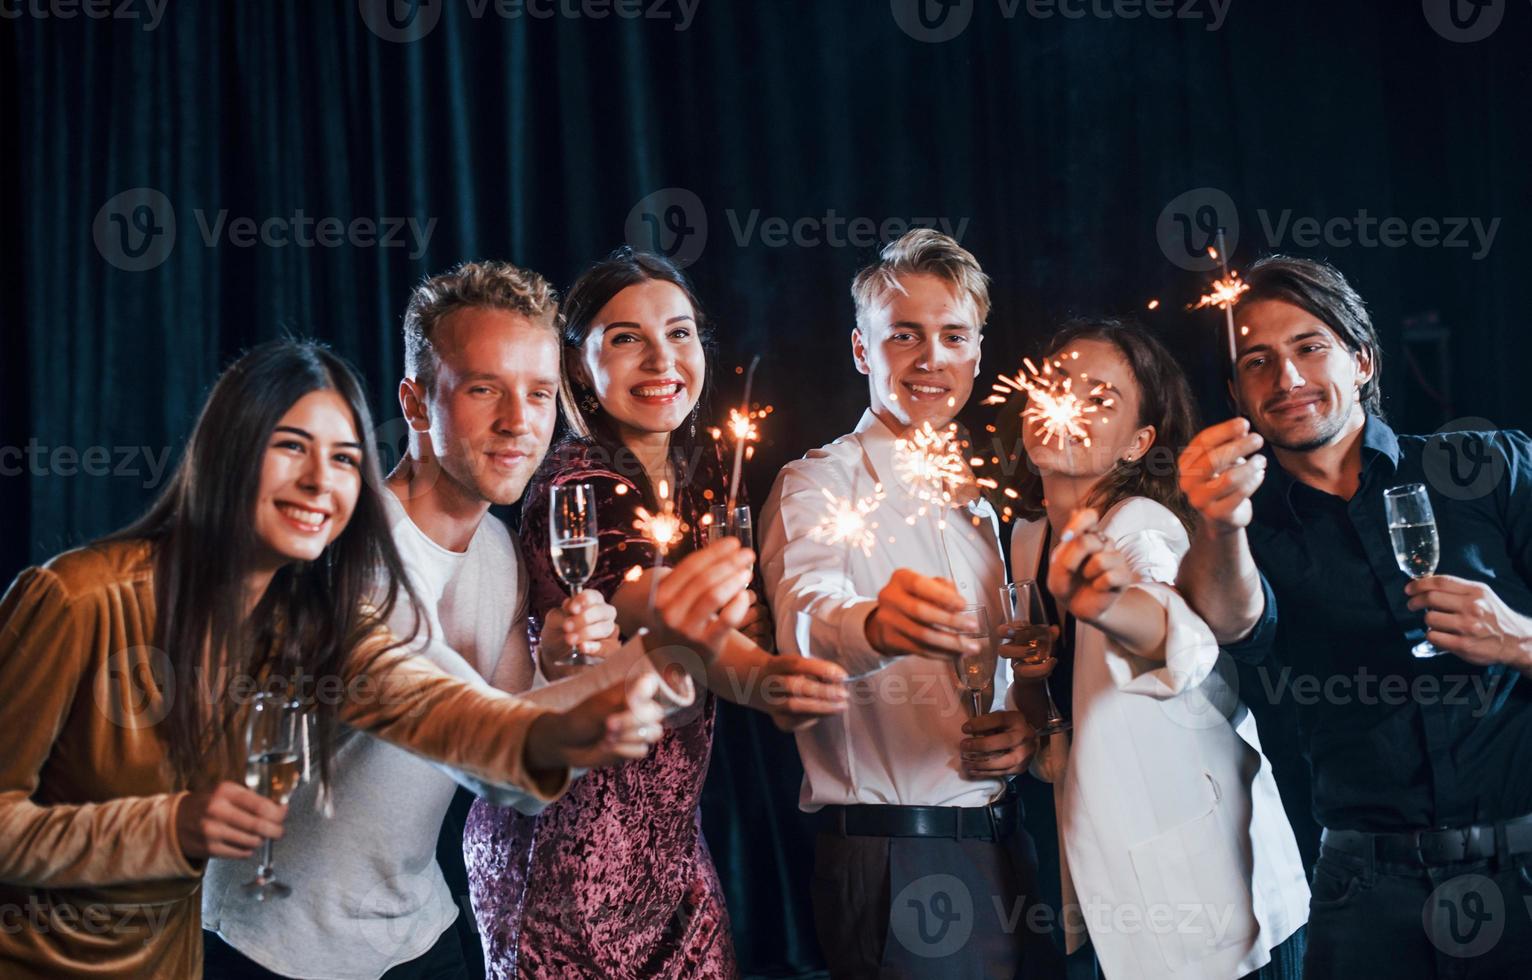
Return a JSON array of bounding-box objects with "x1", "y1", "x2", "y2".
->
[
  {"x1": 1012, "y1": 498, "x2": 1308, "y2": 980},
  {"x1": 760, "y1": 409, "x2": 1010, "y2": 810}
]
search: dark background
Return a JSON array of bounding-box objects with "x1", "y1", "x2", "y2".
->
[{"x1": 5, "y1": 1, "x2": 1531, "y2": 976}]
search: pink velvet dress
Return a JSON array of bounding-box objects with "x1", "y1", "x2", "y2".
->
[{"x1": 463, "y1": 438, "x2": 738, "y2": 979}]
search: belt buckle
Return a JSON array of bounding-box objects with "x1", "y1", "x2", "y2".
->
[{"x1": 1419, "y1": 827, "x2": 1468, "y2": 865}]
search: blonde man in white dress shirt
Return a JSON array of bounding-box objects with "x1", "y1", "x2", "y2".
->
[{"x1": 761, "y1": 230, "x2": 1062, "y2": 978}]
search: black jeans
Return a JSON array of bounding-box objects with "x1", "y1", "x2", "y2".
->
[
  {"x1": 203, "y1": 926, "x2": 469, "y2": 980},
  {"x1": 1303, "y1": 844, "x2": 1532, "y2": 979}
]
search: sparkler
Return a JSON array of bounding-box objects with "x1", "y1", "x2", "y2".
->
[
  {"x1": 891, "y1": 421, "x2": 972, "y2": 531},
  {"x1": 725, "y1": 356, "x2": 761, "y2": 515},
  {"x1": 982, "y1": 356, "x2": 1113, "y2": 450},
  {"x1": 1189, "y1": 228, "x2": 1248, "y2": 372},
  {"x1": 809, "y1": 484, "x2": 886, "y2": 557},
  {"x1": 634, "y1": 479, "x2": 684, "y2": 611}
]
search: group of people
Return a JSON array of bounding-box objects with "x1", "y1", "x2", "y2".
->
[{"x1": 2, "y1": 228, "x2": 1530, "y2": 980}]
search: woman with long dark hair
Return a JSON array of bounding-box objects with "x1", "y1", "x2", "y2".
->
[
  {"x1": 463, "y1": 249, "x2": 850, "y2": 977},
  {"x1": 0, "y1": 339, "x2": 676, "y2": 979},
  {"x1": 982, "y1": 318, "x2": 1309, "y2": 979}
]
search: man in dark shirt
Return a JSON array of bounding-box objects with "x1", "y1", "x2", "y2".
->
[{"x1": 1176, "y1": 255, "x2": 1532, "y2": 979}]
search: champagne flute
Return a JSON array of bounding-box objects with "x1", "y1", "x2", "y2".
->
[
  {"x1": 707, "y1": 504, "x2": 753, "y2": 554},
  {"x1": 954, "y1": 604, "x2": 998, "y2": 717},
  {"x1": 1000, "y1": 580, "x2": 1070, "y2": 736},
  {"x1": 1384, "y1": 483, "x2": 1443, "y2": 658},
  {"x1": 550, "y1": 482, "x2": 599, "y2": 667},
  {"x1": 241, "y1": 692, "x2": 302, "y2": 901}
]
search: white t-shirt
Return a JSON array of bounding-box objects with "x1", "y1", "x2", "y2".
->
[{"x1": 202, "y1": 491, "x2": 540, "y2": 979}]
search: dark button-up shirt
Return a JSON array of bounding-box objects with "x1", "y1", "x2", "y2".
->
[{"x1": 1229, "y1": 416, "x2": 1532, "y2": 832}]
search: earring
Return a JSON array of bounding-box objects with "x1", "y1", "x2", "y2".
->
[{"x1": 580, "y1": 391, "x2": 601, "y2": 415}]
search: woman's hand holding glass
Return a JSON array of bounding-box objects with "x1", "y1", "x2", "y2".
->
[{"x1": 540, "y1": 590, "x2": 621, "y2": 680}]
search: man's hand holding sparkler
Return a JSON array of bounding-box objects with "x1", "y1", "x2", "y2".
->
[
  {"x1": 864, "y1": 568, "x2": 980, "y2": 661},
  {"x1": 1177, "y1": 417, "x2": 1267, "y2": 536},
  {"x1": 1176, "y1": 417, "x2": 1270, "y2": 644}
]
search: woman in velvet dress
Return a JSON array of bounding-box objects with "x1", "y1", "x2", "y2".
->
[{"x1": 463, "y1": 249, "x2": 850, "y2": 978}]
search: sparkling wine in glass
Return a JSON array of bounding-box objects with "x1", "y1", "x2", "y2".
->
[
  {"x1": 708, "y1": 504, "x2": 753, "y2": 554},
  {"x1": 550, "y1": 482, "x2": 599, "y2": 667},
  {"x1": 1384, "y1": 483, "x2": 1443, "y2": 658},
  {"x1": 1000, "y1": 580, "x2": 1070, "y2": 736},
  {"x1": 241, "y1": 692, "x2": 301, "y2": 901},
  {"x1": 953, "y1": 604, "x2": 998, "y2": 717}
]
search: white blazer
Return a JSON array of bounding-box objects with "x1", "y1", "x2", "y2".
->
[{"x1": 1011, "y1": 498, "x2": 1308, "y2": 980}]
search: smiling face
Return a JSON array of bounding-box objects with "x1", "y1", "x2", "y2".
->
[
  {"x1": 1232, "y1": 298, "x2": 1373, "y2": 452},
  {"x1": 407, "y1": 306, "x2": 560, "y2": 506},
  {"x1": 853, "y1": 272, "x2": 982, "y2": 433},
  {"x1": 1022, "y1": 337, "x2": 1155, "y2": 480},
  {"x1": 252, "y1": 388, "x2": 364, "y2": 568},
  {"x1": 574, "y1": 279, "x2": 706, "y2": 442}
]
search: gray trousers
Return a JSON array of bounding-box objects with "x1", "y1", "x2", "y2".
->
[{"x1": 811, "y1": 828, "x2": 1064, "y2": 979}]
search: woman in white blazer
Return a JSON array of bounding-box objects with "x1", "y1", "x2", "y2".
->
[{"x1": 975, "y1": 318, "x2": 1309, "y2": 979}]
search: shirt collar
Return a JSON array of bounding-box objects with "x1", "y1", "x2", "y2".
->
[{"x1": 1253, "y1": 413, "x2": 1400, "y2": 524}]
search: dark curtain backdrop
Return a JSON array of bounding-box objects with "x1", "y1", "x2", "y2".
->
[{"x1": 6, "y1": 2, "x2": 1531, "y2": 976}]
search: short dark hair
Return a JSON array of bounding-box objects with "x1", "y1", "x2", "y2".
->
[{"x1": 1233, "y1": 255, "x2": 1385, "y2": 419}]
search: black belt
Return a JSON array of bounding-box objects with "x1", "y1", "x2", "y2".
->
[
  {"x1": 816, "y1": 788, "x2": 1018, "y2": 842},
  {"x1": 1321, "y1": 812, "x2": 1532, "y2": 867}
]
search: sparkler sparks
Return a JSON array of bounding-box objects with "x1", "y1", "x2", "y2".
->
[
  {"x1": 809, "y1": 485, "x2": 885, "y2": 557},
  {"x1": 1188, "y1": 230, "x2": 1247, "y2": 369},
  {"x1": 634, "y1": 479, "x2": 684, "y2": 555},
  {"x1": 982, "y1": 356, "x2": 1113, "y2": 449},
  {"x1": 891, "y1": 421, "x2": 973, "y2": 529},
  {"x1": 635, "y1": 479, "x2": 685, "y2": 612}
]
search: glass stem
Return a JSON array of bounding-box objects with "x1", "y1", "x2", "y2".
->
[
  {"x1": 257, "y1": 837, "x2": 275, "y2": 880},
  {"x1": 968, "y1": 689, "x2": 984, "y2": 717}
]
